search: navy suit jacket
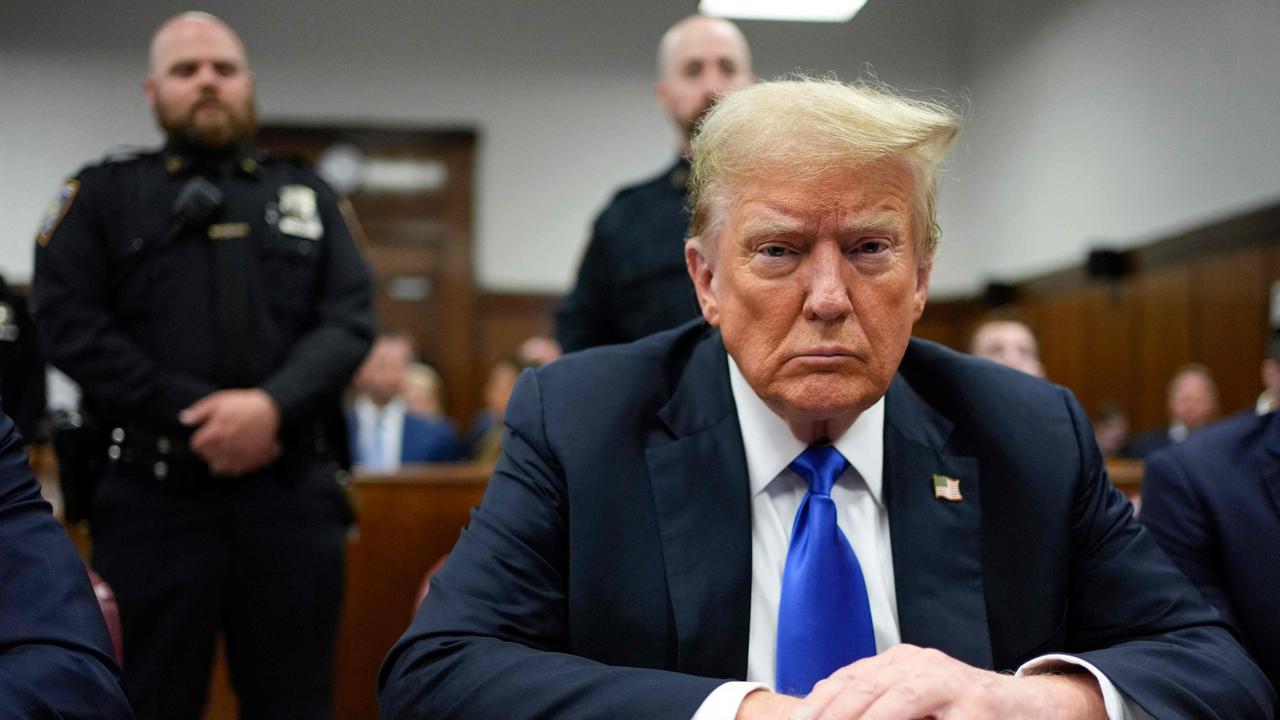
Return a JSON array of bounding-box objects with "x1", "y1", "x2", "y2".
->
[
  {"x1": 0, "y1": 411, "x2": 134, "y2": 718},
  {"x1": 347, "y1": 408, "x2": 458, "y2": 465},
  {"x1": 1141, "y1": 410, "x2": 1280, "y2": 689},
  {"x1": 1124, "y1": 426, "x2": 1175, "y2": 459},
  {"x1": 380, "y1": 322, "x2": 1274, "y2": 719}
]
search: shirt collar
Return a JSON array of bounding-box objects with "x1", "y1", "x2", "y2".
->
[
  {"x1": 162, "y1": 138, "x2": 261, "y2": 177},
  {"x1": 727, "y1": 355, "x2": 885, "y2": 505},
  {"x1": 355, "y1": 394, "x2": 405, "y2": 422}
]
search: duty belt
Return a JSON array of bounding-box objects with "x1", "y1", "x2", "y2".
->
[{"x1": 105, "y1": 424, "x2": 205, "y2": 482}]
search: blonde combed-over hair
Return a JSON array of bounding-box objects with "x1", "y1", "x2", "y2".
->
[{"x1": 688, "y1": 77, "x2": 960, "y2": 262}]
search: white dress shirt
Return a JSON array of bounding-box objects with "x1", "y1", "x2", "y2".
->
[
  {"x1": 353, "y1": 395, "x2": 406, "y2": 472},
  {"x1": 691, "y1": 358, "x2": 1150, "y2": 720}
]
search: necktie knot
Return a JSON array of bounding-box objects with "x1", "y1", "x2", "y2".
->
[{"x1": 788, "y1": 445, "x2": 848, "y2": 497}]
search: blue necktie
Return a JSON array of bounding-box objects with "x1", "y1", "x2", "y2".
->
[
  {"x1": 369, "y1": 414, "x2": 387, "y2": 470},
  {"x1": 775, "y1": 445, "x2": 877, "y2": 696}
]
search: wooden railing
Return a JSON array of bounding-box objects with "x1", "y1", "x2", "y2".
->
[{"x1": 30, "y1": 449, "x2": 1144, "y2": 720}]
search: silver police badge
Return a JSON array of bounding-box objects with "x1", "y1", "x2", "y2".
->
[{"x1": 277, "y1": 184, "x2": 323, "y2": 240}]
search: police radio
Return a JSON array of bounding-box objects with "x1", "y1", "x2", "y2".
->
[
  {"x1": 170, "y1": 176, "x2": 224, "y2": 235},
  {"x1": 112, "y1": 177, "x2": 225, "y2": 295}
]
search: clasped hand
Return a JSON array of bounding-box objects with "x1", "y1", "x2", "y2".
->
[
  {"x1": 740, "y1": 644, "x2": 1106, "y2": 720},
  {"x1": 180, "y1": 388, "x2": 282, "y2": 476}
]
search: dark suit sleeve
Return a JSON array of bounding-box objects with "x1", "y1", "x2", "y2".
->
[
  {"x1": 0, "y1": 413, "x2": 134, "y2": 719},
  {"x1": 555, "y1": 221, "x2": 620, "y2": 353},
  {"x1": 1057, "y1": 392, "x2": 1275, "y2": 718},
  {"x1": 260, "y1": 183, "x2": 375, "y2": 427},
  {"x1": 1139, "y1": 450, "x2": 1239, "y2": 626},
  {"x1": 32, "y1": 172, "x2": 218, "y2": 424},
  {"x1": 378, "y1": 371, "x2": 725, "y2": 720}
]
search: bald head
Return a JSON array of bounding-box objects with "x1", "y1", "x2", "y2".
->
[
  {"x1": 145, "y1": 12, "x2": 257, "y2": 149},
  {"x1": 655, "y1": 15, "x2": 753, "y2": 150},
  {"x1": 149, "y1": 12, "x2": 247, "y2": 76}
]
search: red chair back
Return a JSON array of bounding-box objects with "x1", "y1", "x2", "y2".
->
[
  {"x1": 87, "y1": 568, "x2": 124, "y2": 667},
  {"x1": 413, "y1": 553, "x2": 450, "y2": 615}
]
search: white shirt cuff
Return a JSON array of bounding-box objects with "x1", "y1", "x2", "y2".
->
[
  {"x1": 691, "y1": 681, "x2": 770, "y2": 720},
  {"x1": 1017, "y1": 654, "x2": 1153, "y2": 720}
]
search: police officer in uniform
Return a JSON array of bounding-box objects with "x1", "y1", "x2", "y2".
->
[
  {"x1": 555, "y1": 15, "x2": 753, "y2": 352},
  {"x1": 31, "y1": 12, "x2": 373, "y2": 719}
]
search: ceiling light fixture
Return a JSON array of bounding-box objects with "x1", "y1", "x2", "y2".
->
[{"x1": 698, "y1": 0, "x2": 869, "y2": 23}]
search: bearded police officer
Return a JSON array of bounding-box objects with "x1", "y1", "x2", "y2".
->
[{"x1": 32, "y1": 12, "x2": 374, "y2": 719}]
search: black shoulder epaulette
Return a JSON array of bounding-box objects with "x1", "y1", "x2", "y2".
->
[
  {"x1": 97, "y1": 145, "x2": 153, "y2": 166},
  {"x1": 265, "y1": 150, "x2": 315, "y2": 169}
]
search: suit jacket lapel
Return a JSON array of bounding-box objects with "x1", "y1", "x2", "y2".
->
[
  {"x1": 646, "y1": 328, "x2": 753, "y2": 679},
  {"x1": 884, "y1": 375, "x2": 994, "y2": 669}
]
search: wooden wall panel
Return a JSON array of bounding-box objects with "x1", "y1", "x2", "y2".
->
[
  {"x1": 1191, "y1": 246, "x2": 1269, "y2": 416},
  {"x1": 1131, "y1": 264, "x2": 1193, "y2": 432},
  {"x1": 915, "y1": 298, "x2": 984, "y2": 350},
  {"x1": 1033, "y1": 293, "x2": 1088, "y2": 400},
  {"x1": 476, "y1": 292, "x2": 559, "y2": 371},
  {"x1": 1079, "y1": 283, "x2": 1140, "y2": 419}
]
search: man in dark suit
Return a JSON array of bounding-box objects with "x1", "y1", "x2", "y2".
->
[
  {"x1": 380, "y1": 79, "x2": 1273, "y2": 719},
  {"x1": 0, "y1": 409, "x2": 134, "y2": 718},
  {"x1": 349, "y1": 333, "x2": 457, "y2": 469},
  {"x1": 1141, "y1": 409, "x2": 1280, "y2": 689},
  {"x1": 1125, "y1": 364, "x2": 1220, "y2": 458}
]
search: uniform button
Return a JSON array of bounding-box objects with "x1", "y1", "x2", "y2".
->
[
  {"x1": 297, "y1": 241, "x2": 311, "y2": 254},
  {"x1": 130, "y1": 237, "x2": 144, "y2": 252},
  {"x1": 156, "y1": 436, "x2": 171, "y2": 454},
  {"x1": 111, "y1": 427, "x2": 126, "y2": 443},
  {"x1": 107, "y1": 445, "x2": 122, "y2": 461},
  {"x1": 153, "y1": 461, "x2": 168, "y2": 480}
]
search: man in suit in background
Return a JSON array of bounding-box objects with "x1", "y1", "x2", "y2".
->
[
  {"x1": 1141, "y1": 398, "x2": 1280, "y2": 689},
  {"x1": 381, "y1": 79, "x2": 1273, "y2": 719},
  {"x1": 1125, "y1": 363, "x2": 1219, "y2": 458},
  {"x1": 349, "y1": 332, "x2": 457, "y2": 470},
  {"x1": 0, "y1": 408, "x2": 134, "y2": 718},
  {"x1": 555, "y1": 15, "x2": 753, "y2": 352},
  {"x1": 968, "y1": 312, "x2": 1045, "y2": 378}
]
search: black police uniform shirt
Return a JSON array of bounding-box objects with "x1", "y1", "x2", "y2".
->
[
  {"x1": 555, "y1": 157, "x2": 701, "y2": 352},
  {"x1": 31, "y1": 140, "x2": 374, "y2": 439}
]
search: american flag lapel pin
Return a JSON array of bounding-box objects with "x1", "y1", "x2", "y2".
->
[{"x1": 932, "y1": 474, "x2": 963, "y2": 502}]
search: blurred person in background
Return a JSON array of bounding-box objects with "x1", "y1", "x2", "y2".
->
[
  {"x1": 555, "y1": 15, "x2": 754, "y2": 352},
  {"x1": 1125, "y1": 364, "x2": 1219, "y2": 459},
  {"x1": 1255, "y1": 330, "x2": 1280, "y2": 415},
  {"x1": 349, "y1": 333, "x2": 458, "y2": 470},
  {"x1": 517, "y1": 334, "x2": 561, "y2": 367},
  {"x1": 404, "y1": 361, "x2": 448, "y2": 420},
  {"x1": 1141, "y1": 404, "x2": 1280, "y2": 690},
  {"x1": 1092, "y1": 402, "x2": 1131, "y2": 459},
  {"x1": 464, "y1": 356, "x2": 524, "y2": 463},
  {"x1": 968, "y1": 313, "x2": 1045, "y2": 378}
]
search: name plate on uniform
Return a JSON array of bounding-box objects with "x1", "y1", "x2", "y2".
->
[{"x1": 208, "y1": 222, "x2": 251, "y2": 240}]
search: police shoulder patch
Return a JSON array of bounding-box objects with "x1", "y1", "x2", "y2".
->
[{"x1": 36, "y1": 179, "x2": 80, "y2": 247}]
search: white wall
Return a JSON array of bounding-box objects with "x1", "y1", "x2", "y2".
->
[
  {"x1": 6, "y1": 2, "x2": 1279, "y2": 299},
  {"x1": 0, "y1": 0, "x2": 967, "y2": 293},
  {"x1": 949, "y1": 0, "x2": 1280, "y2": 289}
]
